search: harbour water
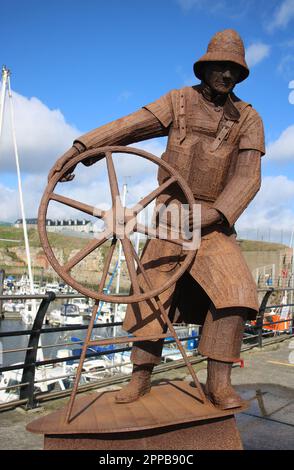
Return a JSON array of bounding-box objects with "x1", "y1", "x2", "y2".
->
[{"x1": 0, "y1": 315, "x2": 122, "y2": 368}]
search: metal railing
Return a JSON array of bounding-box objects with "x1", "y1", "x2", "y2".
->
[{"x1": 0, "y1": 288, "x2": 293, "y2": 411}]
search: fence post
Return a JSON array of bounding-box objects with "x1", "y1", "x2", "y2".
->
[
  {"x1": 20, "y1": 291, "x2": 56, "y2": 409},
  {"x1": 256, "y1": 288, "x2": 273, "y2": 348}
]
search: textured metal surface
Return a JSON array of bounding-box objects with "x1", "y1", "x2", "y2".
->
[
  {"x1": 27, "y1": 380, "x2": 247, "y2": 435},
  {"x1": 45, "y1": 75, "x2": 265, "y2": 317},
  {"x1": 43, "y1": 415, "x2": 243, "y2": 450},
  {"x1": 38, "y1": 146, "x2": 197, "y2": 304},
  {"x1": 39, "y1": 146, "x2": 203, "y2": 422},
  {"x1": 194, "y1": 28, "x2": 249, "y2": 83},
  {"x1": 39, "y1": 34, "x2": 265, "y2": 438},
  {"x1": 198, "y1": 306, "x2": 247, "y2": 362}
]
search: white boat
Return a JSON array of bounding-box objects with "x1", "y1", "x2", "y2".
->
[
  {"x1": 19, "y1": 300, "x2": 41, "y2": 325},
  {"x1": 56, "y1": 343, "x2": 113, "y2": 382},
  {"x1": 96, "y1": 307, "x2": 113, "y2": 323},
  {"x1": 78, "y1": 358, "x2": 113, "y2": 381},
  {"x1": 111, "y1": 350, "x2": 133, "y2": 375},
  {"x1": 45, "y1": 282, "x2": 62, "y2": 293},
  {"x1": 15, "y1": 274, "x2": 30, "y2": 289},
  {"x1": 48, "y1": 304, "x2": 83, "y2": 326},
  {"x1": 70, "y1": 297, "x2": 93, "y2": 314},
  {"x1": 2, "y1": 300, "x2": 24, "y2": 313},
  {"x1": 0, "y1": 362, "x2": 78, "y2": 404},
  {"x1": 115, "y1": 304, "x2": 127, "y2": 322},
  {"x1": 161, "y1": 325, "x2": 199, "y2": 362},
  {"x1": 84, "y1": 302, "x2": 114, "y2": 323}
]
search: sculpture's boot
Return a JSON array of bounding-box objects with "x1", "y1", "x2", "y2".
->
[
  {"x1": 115, "y1": 341, "x2": 163, "y2": 404},
  {"x1": 115, "y1": 364, "x2": 154, "y2": 403},
  {"x1": 205, "y1": 359, "x2": 245, "y2": 409},
  {"x1": 198, "y1": 307, "x2": 248, "y2": 409}
]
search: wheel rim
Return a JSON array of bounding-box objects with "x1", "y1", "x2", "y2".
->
[{"x1": 38, "y1": 146, "x2": 198, "y2": 303}]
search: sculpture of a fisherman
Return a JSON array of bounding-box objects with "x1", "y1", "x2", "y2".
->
[{"x1": 49, "y1": 29, "x2": 265, "y2": 410}]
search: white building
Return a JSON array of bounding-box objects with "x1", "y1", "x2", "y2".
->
[{"x1": 14, "y1": 218, "x2": 98, "y2": 234}]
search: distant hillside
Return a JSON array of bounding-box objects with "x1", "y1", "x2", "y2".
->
[
  {"x1": 0, "y1": 226, "x2": 122, "y2": 288},
  {"x1": 0, "y1": 226, "x2": 96, "y2": 259},
  {"x1": 0, "y1": 226, "x2": 289, "y2": 253},
  {"x1": 238, "y1": 239, "x2": 289, "y2": 252},
  {"x1": 0, "y1": 221, "x2": 12, "y2": 226},
  {"x1": 0, "y1": 227, "x2": 290, "y2": 290}
]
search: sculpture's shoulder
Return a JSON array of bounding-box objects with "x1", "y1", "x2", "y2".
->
[
  {"x1": 230, "y1": 93, "x2": 265, "y2": 155},
  {"x1": 167, "y1": 85, "x2": 201, "y2": 114},
  {"x1": 230, "y1": 92, "x2": 263, "y2": 124},
  {"x1": 144, "y1": 86, "x2": 198, "y2": 125}
]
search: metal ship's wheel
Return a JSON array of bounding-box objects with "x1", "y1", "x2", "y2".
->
[{"x1": 38, "y1": 146, "x2": 198, "y2": 303}]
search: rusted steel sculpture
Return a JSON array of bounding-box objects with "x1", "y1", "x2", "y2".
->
[
  {"x1": 39, "y1": 146, "x2": 206, "y2": 422},
  {"x1": 45, "y1": 29, "x2": 265, "y2": 416}
]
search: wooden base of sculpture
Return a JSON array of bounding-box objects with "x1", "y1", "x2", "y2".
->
[{"x1": 27, "y1": 381, "x2": 246, "y2": 450}]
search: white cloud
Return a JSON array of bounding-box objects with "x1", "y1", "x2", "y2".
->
[
  {"x1": 277, "y1": 54, "x2": 294, "y2": 80},
  {"x1": 0, "y1": 87, "x2": 81, "y2": 174},
  {"x1": 267, "y1": 0, "x2": 294, "y2": 31},
  {"x1": 176, "y1": 0, "x2": 252, "y2": 17},
  {"x1": 118, "y1": 91, "x2": 133, "y2": 102},
  {"x1": 0, "y1": 85, "x2": 168, "y2": 224},
  {"x1": 176, "y1": 0, "x2": 203, "y2": 10},
  {"x1": 176, "y1": 66, "x2": 196, "y2": 87},
  {"x1": 266, "y1": 125, "x2": 294, "y2": 162},
  {"x1": 237, "y1": 175, "x2": 294, "y2": 235},
  {"x1": 0, "y1": 137, "x2": 166, "y2": 223},
  {"x1": 245, "y1": 42, "x2": 271, "y2": 67},
  {"x1": 289, "y1": 78, "x2": 294, "y2": 104},
  {"x1": 0, "y1": 184, "x2": 18, "y2": 221},
  {"x1": 3, "y1": 170, "x2": 294, "y2": 244}
]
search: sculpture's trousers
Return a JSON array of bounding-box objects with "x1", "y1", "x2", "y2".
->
[{"x1": 130, "y1": 306, "x2": 248, "y2": 365}]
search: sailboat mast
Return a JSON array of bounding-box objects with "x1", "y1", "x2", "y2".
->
[
  {"x1": 0, "y1": 66, "x2": 9, "y2": 141},
  {"x1": 7, "y1": 75, "x2": 35, "y2": 298},
  {"x1": 113, "y1": 183, "x2": 127, "y2": 337}
]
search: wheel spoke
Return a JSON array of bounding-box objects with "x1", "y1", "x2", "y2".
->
[
  {"x1": 98, "y1": 238, "x2": 117, "y2": 293},
  {"x1": 63, "y1": 231, "x2": 110, "y2": 272},
  {"x1": 105, "y1": 151, "x2": 120, "y2": 204},
  {"x1": 50, "y1": 193, "x2": 105, "y2": 219},
  {"x1": 132, "y1": 176, "x2": 177, "y2": 215},
  {"x1": 121, "y1": 238, "x2": 140, "y2": 295},
  {"x1": 134, "y1": 223, "x2": 185, "y2": 247}
]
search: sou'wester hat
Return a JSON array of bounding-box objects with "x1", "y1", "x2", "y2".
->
[{"x1": 193, "y1": 29, "x2": 249, "y2": 84}]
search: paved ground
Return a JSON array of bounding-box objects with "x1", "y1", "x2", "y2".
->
[{"x1": 0, "y1": 338, "x2": 293, "y2": 450}]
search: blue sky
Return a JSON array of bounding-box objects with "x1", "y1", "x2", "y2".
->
[{"x1": 1, "y1": 0, "x2": 294, "y2": 243}]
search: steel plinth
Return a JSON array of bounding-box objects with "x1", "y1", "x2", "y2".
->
[{"x1": 27, "y1": 380, "x2": 247, "y2": 450}]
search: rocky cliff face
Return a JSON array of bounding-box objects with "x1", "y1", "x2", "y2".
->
[{"x1": 0, "y1": 245, "x2": 130, "y2": 290}]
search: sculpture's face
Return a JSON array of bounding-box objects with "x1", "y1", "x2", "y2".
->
[{"x1": 203, "y1": 61, "x2": 241, "y2": 94}]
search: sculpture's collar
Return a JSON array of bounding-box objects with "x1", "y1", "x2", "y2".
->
[{"x1": 198, "y1": 83, "x2": 240, "y2": 121}]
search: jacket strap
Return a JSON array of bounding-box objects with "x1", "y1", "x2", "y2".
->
[{"x1": 210, "y1": 104, "x2": 251, "y2": 152}]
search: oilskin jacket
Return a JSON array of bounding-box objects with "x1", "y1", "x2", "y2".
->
[
  {"x1": 76, "y1": 85, "x2": 265, "y2": 338},
  {"x1": 122, "y1": 85, "x2": 265, "y2": 337}
]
